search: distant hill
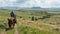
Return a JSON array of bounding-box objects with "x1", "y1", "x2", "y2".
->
[
  {"x1": 32, "y1": 7, "x2": 41, "y2": 9},
  {"x1": 42, "y1": 8, "x2": 60, "y2": 10},
  {"x1": 25, "y1": 7, "x2": 60, "y2": 11},
  {"x1": 0, "y1": 7, "x2": 60, "y2": 10}
]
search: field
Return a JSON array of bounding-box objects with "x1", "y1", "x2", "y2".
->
[{"x1": 0, "y1": 9, "x2": 60, "y2": 34}]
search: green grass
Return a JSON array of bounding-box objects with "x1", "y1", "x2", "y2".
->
[
  {"x1": 6, "y1": 28, "x2": 14, "y2": 34},
  {"x1": 0, "y1": 28, "x2": 3, "y2": 33},
  {"x1": 18, "y1": 25, "x2": 54, "y2": 34},
  {"x1": 0, "y1": 9, "x2": 60, "y2": 34}
]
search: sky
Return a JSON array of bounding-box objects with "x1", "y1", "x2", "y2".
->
[{"x1": 0, "y1": 0, "x2": 60, "y2": 8}]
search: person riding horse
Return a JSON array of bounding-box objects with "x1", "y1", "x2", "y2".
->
[
  {"x1": 8, "y1": 11, "x2": 17, "y2": 28},
  {"x1": 5, "y1": 11, "x2": 17, "y2": 31}
]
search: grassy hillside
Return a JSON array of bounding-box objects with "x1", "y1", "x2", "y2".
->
[{"x1": 0, "y1": 9, "x2": 60, "y2": 34}]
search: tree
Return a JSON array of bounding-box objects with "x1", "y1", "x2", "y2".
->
[{"x1": 32, "y1": 16, "x2": 34, "y2": 21}]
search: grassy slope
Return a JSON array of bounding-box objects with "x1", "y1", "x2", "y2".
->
[{"x1": 0, "y1": 9, "x2": 60, "y2": 34}]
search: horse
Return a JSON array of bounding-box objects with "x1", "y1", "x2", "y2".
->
[{"x1": 7, "y1": 17, "x2": 17, "y2": 28}]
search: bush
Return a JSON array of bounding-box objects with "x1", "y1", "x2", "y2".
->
[
  {"x1": 32, "y1": 16, "x2": 34, "y2": 21},
  {"x1": 35, "y1": 18, "x2": 38, "y2": 21},
  {"x1": 20, "y1": 16, "x2": 22, "y2": 18},
  {"x1": 0, "y1": 23, "x2": 6, "y2": 29},
  {"x1": 43, "y1": 15, "x2": 50, "y2": 19},
  {"x1": 53, "y1": 28, "x2": 60, "y2": 31}
]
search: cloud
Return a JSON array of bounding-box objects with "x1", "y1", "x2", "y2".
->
[
  {"x1": 19, "y1": 0, "x2": 42, "y2": 8},
  {"x1": 19, "y1": 0, "x2": 60, "y2": 8},
  {"x1": 0, "y1": 0, "x2": 60, "y2": 8},
  {"x1": 0, "y1": 0, "x2": 17, "y2": 7}
]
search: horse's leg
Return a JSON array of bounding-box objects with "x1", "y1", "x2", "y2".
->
[
  {"x1": 8, "y1": 23, "x2": 11, "y2": 28},
  {"x1": 8, "y1": 19, "x2": 11, "y2": 29},
  {"x1": 9, "y1": 24, "x2": 11, "y2": 28},
  {"x1": 13, "y1": 23, "x2": 15, "y2": 28},
  {"x1": 13, "y1": 20, "x2": 16, "y2": 28}
]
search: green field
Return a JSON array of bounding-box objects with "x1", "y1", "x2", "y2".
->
[{"x1": 0, "y1": 9, "x2": 60, "y2": 34}]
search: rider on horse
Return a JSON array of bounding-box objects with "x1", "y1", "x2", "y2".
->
[
  {"x1": 8, "y1": 11, "x2": 17, "y2": 28},
  {"x1": 10, "y1": 11, "x2": 16, "y2": 19},
  {"x1": 6, "y1": 11, "x2": 17, "y2": 31},
  {"x1": 10, "y1": 10, "x2": 17, "y2": 23}
]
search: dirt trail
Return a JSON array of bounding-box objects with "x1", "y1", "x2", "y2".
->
[
  {"x1": 14, "y1": 24, "x2": 19, "y2": 34},
  {"x1": 1, "y1": 29, "x2": 6, "y2": 34}
]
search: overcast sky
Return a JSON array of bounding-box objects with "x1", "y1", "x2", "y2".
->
[{"x1": 0, "y1": 0, "x2": 60, "y2": 8}]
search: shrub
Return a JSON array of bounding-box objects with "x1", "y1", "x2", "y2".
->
[
  {"x1": 32, "y1": 16, "x2": 35, "y2": 21},
  {"x1": 20, "y1": 16, "x2": 22, "y2": 18},
  {"x1": 53, "y1": 28, "x2": 60, "y2": 31}
]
